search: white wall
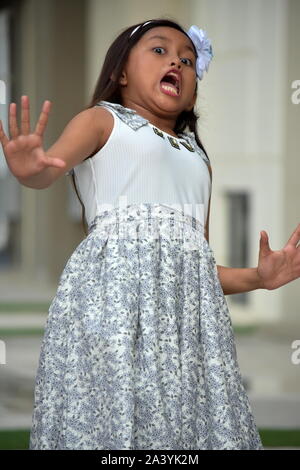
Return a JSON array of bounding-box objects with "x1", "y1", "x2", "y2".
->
[
  {"x1": 188, "y1": 0, "x2": 292, "y2": 325},
  {"x1": 85, "y1": 0, "x2": 299, "y2": 328}
]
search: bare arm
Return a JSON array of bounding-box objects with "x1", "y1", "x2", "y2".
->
[
  {"x1": 204, "y1": 163, "x2": 263, "y2": 294},
  {"x1": 216, "y1": 266, "x2": 263, "y2": 295},
  {"x1": 203, "y1": 162, "x2": 299, "y2": 294},
  {"x1": 0, "y1": 96, "x2": 108, "y2": 189},
  {"x1": 216, "y1": 225, "x2": 300, "y2": 294},
  {"x1": 41, "y1": 106, "x2": 109, "y2": 187}
]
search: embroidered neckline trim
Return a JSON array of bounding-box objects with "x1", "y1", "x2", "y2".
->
[
  {"x1": 96, "y1": 100, "x2": 209, "y2": 163},
  {"x1": 98, "y1": 100, "x2": 184, "y2": 137}
]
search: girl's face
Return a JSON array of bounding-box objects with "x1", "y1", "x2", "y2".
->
[{"x1": 118, "y1": 26, "x2": 197, "y2": 118}]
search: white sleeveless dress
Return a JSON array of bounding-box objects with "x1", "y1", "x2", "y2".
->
[{"x1": 29, "y1": 100, "x2": 264, "y2": 450}]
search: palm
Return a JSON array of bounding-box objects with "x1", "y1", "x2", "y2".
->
[
  {"x1": 0, "y1": 96, "x2": 65, "y2": 180},
  {"x1": 257, "y1": 225, "x2": 300, "y2": 290},
  {"x1": 4, "y1": 133, "x2": 46, "y2": 178}
]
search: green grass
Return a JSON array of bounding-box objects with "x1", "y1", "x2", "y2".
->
[
  {"x1": 233, "y1": 325, "x2": 259, "y2": 335},
  {"x1": 0, "y1": 329, "x2": 45, "y2": 337},
  {"x1": 0, "y1": 303, "x2": 50, "y2": 313},
  {"x1": 0, "y1": 429, "x2": 299, "y2": 450},
  {"x1": 0, "y1": 430, "x2": 31, "y2": 450},
  {"x1": 258, "y1": 429, "x2": 300, "y2": 447}
]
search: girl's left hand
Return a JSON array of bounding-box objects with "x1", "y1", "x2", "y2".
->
[{"x1": 257, "y1": 223, "x2": 300, "y2": 290}]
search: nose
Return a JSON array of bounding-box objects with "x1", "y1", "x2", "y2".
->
[{"x1": 170, "y1": 57, "x2": 182, "y2": 69}]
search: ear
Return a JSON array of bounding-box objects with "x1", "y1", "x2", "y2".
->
[
  {"x1": 110, "y1": 71, "x2": 127, "y2": 85},
  {"x1": 118, "y1": 71, "x2": 127, "y2": 86}
]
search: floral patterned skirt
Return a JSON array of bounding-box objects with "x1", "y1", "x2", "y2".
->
[{"x1": 29, "y1": 203, "x2": 264, "y2": 450}]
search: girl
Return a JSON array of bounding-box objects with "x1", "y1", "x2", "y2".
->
[{"x1": 1, "y1": 18, "x2": 299, "y2": 451}]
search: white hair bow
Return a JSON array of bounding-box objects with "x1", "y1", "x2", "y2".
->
[
  {"x1": 129, "y1": 22, "x2": 213, "y2": 81},
  {"x1": 186, "y1": 25, "x2": 213, "y2": 80}
]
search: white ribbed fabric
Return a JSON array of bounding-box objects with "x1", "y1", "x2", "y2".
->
[{"x1": 72, "y1": 103, "x2": 211, "y2": 229}]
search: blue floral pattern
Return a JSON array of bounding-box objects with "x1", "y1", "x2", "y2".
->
[{"x1": 29, "y1": 203, "x2": 264, "y2": 450}]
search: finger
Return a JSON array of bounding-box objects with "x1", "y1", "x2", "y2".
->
[
  {"x1": 34, "y1": 100, "x2": 51, "y2": 137},
  {"x1": 21, "y1": 95, "x2": 30, "y2": 135},
  {"x1": 0, "y1": 119, "x2": 9, "y2": 147},
  {"x1": 286, "y1": 223, "x2": 300, "y2": 247},
  {"x1": 259, "y1": 230, "x2": 270, "y2": 255},
  {"x1": 43, "y1": 154, "x2": 66, "y2": 168},
  {"x1": 9, "y1": 102, "x2": 19, "y2": 138},
  {"x1": 260, "y1": 230, "x2": 268, "y2": 242}
]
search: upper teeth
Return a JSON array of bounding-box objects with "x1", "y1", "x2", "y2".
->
[{"x1": 166, "y1": 72, "x2": 179, "y2": 85}]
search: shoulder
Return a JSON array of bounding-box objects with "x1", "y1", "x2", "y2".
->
[
  {"x1": 82, "y1": 105, "x2": 114, "y2": 133},
  {"x1": 92, "y1": 105, "x2": 115, "y2": 152},
  {"x1": 92, "y1": 105, "x2": 114, "y2": 135},
  {"x1": 77, "y1": 105, "x2": 114, "y2": 157},
  {"x1": 66, "y1": 105, "x2": 113, "y2": 139}
]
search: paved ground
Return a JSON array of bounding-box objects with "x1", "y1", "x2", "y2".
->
[{"x1": 0, "y1": 312, "x2": 300, "y2": 449}]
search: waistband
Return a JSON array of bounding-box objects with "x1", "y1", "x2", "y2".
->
[{"x1": 87, "y1": 203, "x2": 204, "y2": 236}]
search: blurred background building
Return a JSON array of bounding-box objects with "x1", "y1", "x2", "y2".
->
[{"x1": 0, "y1": 0, "x2": 299, "y2": 448}]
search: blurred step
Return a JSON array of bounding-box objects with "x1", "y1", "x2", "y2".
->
[
  {"x1": 249, "y1": 394, "x2": 300, "y2": 428},
  {"x1": 0, "y1": 313, "x2": 48, "y2": 329}
]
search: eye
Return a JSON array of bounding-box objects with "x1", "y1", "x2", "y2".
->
[
  {"x1": 152, "y1": 47, "x2": 193, "y2": 66},
  {"x1": 181, "y1": 57, "x2": 193, "y2": 66},
  {"x1": 153, "y1": 47, "x2": 165, "y2": 54}
]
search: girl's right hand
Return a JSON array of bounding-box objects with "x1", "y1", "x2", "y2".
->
[{"x1": 0, "y1": 95, "x2": 66, "y2": 181}]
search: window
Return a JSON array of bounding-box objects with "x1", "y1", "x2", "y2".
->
[{"x1": 226, "y1": 191, "x2": 250, "y2": 304}]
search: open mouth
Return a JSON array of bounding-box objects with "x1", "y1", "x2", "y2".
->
[{"x1": 160, "y1": 73, "x2": 180, "y2": 96}]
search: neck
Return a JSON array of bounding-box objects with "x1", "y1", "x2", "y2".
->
[{"x1": 121, "y1": 98, "x2": 180, "y2": 137}]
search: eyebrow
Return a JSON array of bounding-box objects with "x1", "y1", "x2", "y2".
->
[{"x1": 146, "y1": 35, "x2": 196, "y2": 56}]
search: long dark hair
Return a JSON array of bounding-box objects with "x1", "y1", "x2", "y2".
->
[{"x1": 70, "y1": 18, "x2": 211, "y2": 236}]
